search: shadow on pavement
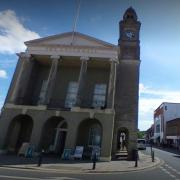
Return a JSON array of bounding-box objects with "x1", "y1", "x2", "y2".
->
[
  {"x1": 0, "y1": 154, "x2": 96, "y2": 166},
  {"x1": 148, "y1": 144, "x2": 180, "y2": 156},
  {"x1": 173, "y1": 155, "x2": 180, "y2": 158}
]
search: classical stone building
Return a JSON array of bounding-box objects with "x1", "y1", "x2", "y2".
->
[{"x1": 0, "y1": 7, "x2": 141, "y2": 160}]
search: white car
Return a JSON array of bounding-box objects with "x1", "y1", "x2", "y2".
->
[{"x1": 137, "y1": 139, "x2": 146, "y2": 150}]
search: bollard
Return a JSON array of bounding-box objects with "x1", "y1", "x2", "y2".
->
[
  {"x1": 150, "y1": 143, "x2": 153, "y2": 155},
  {"x1": 135, "y1": 149, "x2": 138, "y2": 167},
  {"x1": 37, "y1": 150, "x2": 43, "y2": 167},
  {"x1": 152, "y1": 151, "x2": 155, "y2": 162},
  {"x1": 92, "y1": 153, "x2": 97, "y2": 170}
]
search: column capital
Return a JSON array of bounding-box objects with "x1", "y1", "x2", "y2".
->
[
  {"x1": 17, "y1": 52, "x2": 31, "y2": 59},
  {"x1": 80, "y1": 56, "x2": 89, "y2": 61},
  {"x1": 109, "y1": 57, "x2": 118, "y2": 63},
  {"x1": 50, "y1": 55, "x2": 61, "y2": 60}
]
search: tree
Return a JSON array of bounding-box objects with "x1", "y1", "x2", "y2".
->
[{"x1": 137, "y1": 131, "x2": 145, "y2": 139}]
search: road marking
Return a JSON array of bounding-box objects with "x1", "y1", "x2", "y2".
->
[
  {"x1": 169, "y1": 174, "x2": 176, "y2": 178},
  {"x1": 160, "y1": 167, "x2": 176, "y2": 177},
  {"x1": 0, "y1": 175, "x2": 82, "y2": 180},
  {"x1": 0, "y1": 175, "x2": 42, "y2": 180},
  {"x1": 160, "y1": 165, "x2": 180, "y2": 180},
  {"x1": 164, "y1": 164, "x2": 180, "y2": 175},
  {"x1": 48, "y1": 177, "x2": 82, "y2": 180}
]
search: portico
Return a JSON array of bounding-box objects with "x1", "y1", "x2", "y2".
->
[{"x1": 0, "y1": 32, "x2": 117, "y2": 161}]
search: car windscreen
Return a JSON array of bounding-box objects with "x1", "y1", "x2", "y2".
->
[{"x1": 138, "y1": 140, "x2": 145, "y2": 144}]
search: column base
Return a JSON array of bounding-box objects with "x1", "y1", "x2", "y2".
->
[
  {"x1": 37, "y1": 105, "x2": 47, "y2": 110},
  {"x1": 71, "y1": 107, "x2": 81, "y2": 111}
]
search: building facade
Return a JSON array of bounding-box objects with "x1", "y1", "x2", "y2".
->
[
  {"x1": 0, "y1": 7, "x2": 141, "y2": 160},
  {"x1": 166, "y1": 118, "x2": 180, "y2": 149},
  {"x1": 146, "y1": 124, "x2": 154, "y2": 143},
  {"x1": 154, "y1": 102, "x2": 180, "y2": 147}
]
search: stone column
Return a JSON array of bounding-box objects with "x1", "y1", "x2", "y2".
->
[
  {"x1": 40, "y1": 55, "x2": 60, "y2": 105},
  {"x1": 10, "y1": 53, "x2": 33, "y2": 104},
  {"x1": 64, "y1": 122, "x2": 79, "y2": 149},
  {"x1": 99, "y1": 115, "x2": 114, "y2": 161},
  {"x1": 75, "y1": 56, "x2": 89, "y2": 107},
  {"x1": 30, "y1": 118, "x2": 44, "y2": 151},
  {"x1": 107, "y1": 59, "x2": 117, "y2": 109}
]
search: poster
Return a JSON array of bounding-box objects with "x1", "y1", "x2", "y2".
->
[
  {"x1": 61, "y1": 149, "x2": 73, "y2": 160},
  {"x1": 74, "y1": 146, "x2": 84, "y2": 159}
]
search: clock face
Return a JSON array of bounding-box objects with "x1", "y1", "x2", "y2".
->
[{"x1": 125, "y1": 31, "x2": 135, "y2": 39}]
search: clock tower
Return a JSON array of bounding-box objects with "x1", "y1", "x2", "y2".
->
[
  {"x1": 113, "y1": 7, "x2": 141, "y2": 160},
  {"x1": 119, "y1": 7, "x2": 141, "y2": 60}
]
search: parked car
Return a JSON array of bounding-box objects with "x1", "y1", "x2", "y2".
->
[{"x1": 137, "y1": 139, "x2": 146, "y2": 150}]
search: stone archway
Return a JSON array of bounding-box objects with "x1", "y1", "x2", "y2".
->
[
  {"x1": 5, "y1": 115, "x2": 33, "y2": 153},
  {"x1": 41, "y1": 116, "x2": 67, "y2": 155},
  {"x1": 117, "y1": 127, "x2": 129, "y2": 151},
  {"x1": 76, "y1": 118, "x2": 102, "y2": 159}
]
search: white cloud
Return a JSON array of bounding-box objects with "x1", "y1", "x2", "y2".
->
[
  {"x1": 0, "y1": 10, "x2": 40, "y2": 54},
  {"x1": 139, "y1": 83, "x2": 180, "y2": 130},
  {"x1": 0, "y1": 69, "x2": 7, "y2": 78}
]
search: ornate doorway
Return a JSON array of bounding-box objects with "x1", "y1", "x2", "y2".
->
[{"x1": 117, "y1": 127, "x2": 129, "y2": 151}]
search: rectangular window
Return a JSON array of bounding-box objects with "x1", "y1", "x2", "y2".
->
[
  {"x1": 65, "y1": 81, "x2": 78, "y2": 108},
  {"x1": 92, "y1": 84, "x2": 107, "y2": 108},
  {"x1": 156, "y1": 124, "x2": 160, "y2": 133}
]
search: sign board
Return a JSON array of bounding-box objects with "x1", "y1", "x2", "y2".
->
[
  {"x1": 18, "y1": 142, "x2": 30, "y2": 156},
  {"x1": 74, "y1": 146, "x2": 84, "y2": 159},
  {"x1": 61, "y1": 148, "x2": 73, "y2": 160},
  {"x1": 25, "y1": 146, "x2": 34, "y2": 158}
]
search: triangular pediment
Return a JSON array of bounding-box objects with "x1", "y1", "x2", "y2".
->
[{"x1": 25, "y1": 32, "x2": 116, "y2": 48}]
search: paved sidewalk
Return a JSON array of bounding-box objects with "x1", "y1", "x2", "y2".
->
[{"x1": 0, "y1": 151, "x2": 162, "y2": 173}]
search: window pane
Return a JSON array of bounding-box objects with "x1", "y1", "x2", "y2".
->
[
  {"x1": 88, "y1": 126, "x2": 101, "y2": 146},
  {"x1": 92, "y1": 84, "x2": 106, "y2": 108},
  {"x1": 65, "y1": 81, "x2": 78, "y2": 108}
]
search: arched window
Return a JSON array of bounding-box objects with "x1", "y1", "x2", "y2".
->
[{"x1": 88, "y1": 124, "x2": 101, "y2": 147}]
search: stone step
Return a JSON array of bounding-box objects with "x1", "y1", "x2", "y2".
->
[
  {"x1": 117, "y1": 156, "x2": 128, "y2": 160},
  {"x1": 116, "y1": 153, "x2": 128, "y2": 156},
  {"x1": 115, "y1": 150, "x2": 128, "y2": 160},
  {"x1": 116, "y1": 150, "x2": 128, "y2": 153}
]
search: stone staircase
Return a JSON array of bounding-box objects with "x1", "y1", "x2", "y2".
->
[{"x1": 115, "y1": 148, "x2": 128, "y2": 160}]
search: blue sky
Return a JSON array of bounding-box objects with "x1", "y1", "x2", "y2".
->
[{"x1": 0, "y1": 0, "x2": 180, "y2": 130}]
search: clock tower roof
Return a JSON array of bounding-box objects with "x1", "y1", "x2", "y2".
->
[{"x1": 123, "y1": 7, "x2": 138, "y2": 21}]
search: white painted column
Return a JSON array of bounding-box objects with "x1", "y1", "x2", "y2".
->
[
  {"x1": 10, "y1": 53, "x2": 32, "y2": 104},
  {"x1": 107, "y1": 59, "x2": 117, "y2": 109},
  {"x1": 40, "y1": 55, "x2": 60, "y2": 105},
  {"x1": 75, "y1": 56, "x2": 89, "y2": 107}
]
